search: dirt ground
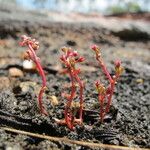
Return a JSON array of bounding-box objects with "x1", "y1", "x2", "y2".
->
[{"x1": 0, "y1": 5, "x2": 150, "y2": 150}]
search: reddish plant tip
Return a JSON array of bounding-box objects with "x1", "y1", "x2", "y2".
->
[
  {"x1": 91, "y1": 44, "x2": 100, "y2": 52},
  {"x1": 60, "y1": 48, "x2": 85, "y2": 67},
  {"x1": 20, "y1": 35, "x2": 39, "y2": 51},
  {"x1": 95, "y1": 80, "x2": 100, "y2": 88},
  {"x1": 21, "y1": 35, "x2": 29, "y2": 41},
  {"x1": 91, "y1": 45, "x2": 101, "y2": 60},
  {"x1": 20, "y1": 35, "x2": 30, "y2": 46},
  {"x1": 74, "y1": 68, "x2": 81, "y2": 75},
  {"x1": 114, "y1": 60, "x2": 124, "y2": 77},
  {"x1": 61, "y1": 46, "x2": 68, "y2": 53},
  {"x1": 114, "y1": 60, "x2": 121, "y2": 68},
  {"x1": 60, "y1": 55, "x2": 66, "y2": 62},
  {"x1": 76, "y1": 57, "x2": 85, "y2": 63},
  {"x1": 67, "y1": 50, "x2": 79, "y2": 58},
  {"x1": 95, "y1": 81, "x2": 106, "y2": 95},
  {"x1": 31, "y1": 41, "x2": 39, "y2": 50},
  {"x1": 72, "y1": 51, "x2": 78, "y2": 57}
]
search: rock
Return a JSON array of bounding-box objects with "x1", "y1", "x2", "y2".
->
[
  {"x1": 109, "y1": 139, "x2": 119, "y2": 145},
  {"x1": 23, "y1": 60, "x2": 36, "y2": 70},
  {"x1": 49, "y1": 95, "x2": 59, "y2": 107},
  {"x1": 20, "y1": 81, "x2": 39, "y2": 94},
  {"x1": 98, "y1": 17, "x2": 150, "y2": 41},
  {"x1": 6, "y1": 144, "x2": 23, "y2": 150},
  {"x1": 0, "y1": 76, "x2": 10, "y2": 90},
  {"x1": 9, "y1": 67, "x2": 23, "y2": 77},
  {"x1": 112, "y1": 28, "x2": 149, "y2": 41},
  {"x1": 136, "y1": 78, "x2": 144, "y2": 84}
]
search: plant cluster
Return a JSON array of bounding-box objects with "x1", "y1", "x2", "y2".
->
[{"x1": 20, "y1": 35, "x2": 123, "y2": 130}]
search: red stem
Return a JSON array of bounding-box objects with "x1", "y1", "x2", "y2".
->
[
  {"x1": 28, "y1": 44, "x2": 46, "y2": 87},
  {"x1": 65, "y1": 70, "x2": 76, "y2": 130},
  {"x1": 74, "y1": 75, "x2": 84, "y2": 122},
  {"x1": 104, "y1": 74, "x2": 121, "y2": 115},
  {"x1": 97, "y1": 59, "x2": 113, "y2": 84},
  {"x1": 98, "y1": 94, "x2": 105, "y2": 122},
  {"x1": 28, "y1": 44, "x2": 47, "y2": 115},
  {"x1": 38, "y1": 86, "x2": 48, "y2": 115},
  {"x1": 105, "y1": 74, "x2": 120, "y2": 115},
  {"x1": 96, "y1": 57, "x2": 114, "y2": 121},
  {"x1": 105, "y1": 82, "x2": 115, "y2": 115}
]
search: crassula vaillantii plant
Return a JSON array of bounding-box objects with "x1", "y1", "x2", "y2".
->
[
  {"x1": 20, "y1": 35, "x2": 48, "y2": 115},
  {"x1": 91, "y1": 45, "x2": 124, "y2": 122},
  {"x1": 55, "y1": 47, "x2": 85, "y2": 130}
]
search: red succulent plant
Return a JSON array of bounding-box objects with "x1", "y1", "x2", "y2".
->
[
  {"x1": 56, "y1": 47, "x2": 85, "y2": 130},
  {"x1": 91, "y1": 45, "x2": 123, "y2": 122},
  {"x1": 20, "y1": 35, "x2": 48, "y2": 115}
]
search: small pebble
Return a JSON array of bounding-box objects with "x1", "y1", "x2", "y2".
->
[
  {"x1": 49, "y1": 95, "x2": 59, "y2": 106},
  {"x1": 20, "y1": 81, "x2": 37, "y2": 93},
  {"x1": 0, "y1": 76, "x2": 10, "y2": 90},
  {"x1": 136, "y1": 78, "x2": 144, "y2": 84},
  {"x1": 6, "y1": 144, "x2": 23, "y2": 150},
  {"x1": 23, "y1": 60, "x2": 35, "y2": 70},
  {"x1": 9, "y1": 68, "x2": 23, "y2": 77}
]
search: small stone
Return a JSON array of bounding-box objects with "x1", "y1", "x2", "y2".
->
[
  {"x1": 109, "y1": 139, "x2": 119, "y2": 145},
  {"x1": 6, "y1": 144, "x2": 23, "y2": 150},
  {"x1": 49, "y1": 95, "x2": 59, "y2": 107},
  {"x1": 20, "y1": 81, "x2": 37, "y2": 93},
  {"x1": 9, "y1": 67, "x2": 23, "y2": 77},
  {"x1": 136, "y1": 78, "x2": 144, "y2": 84},
  {"x1": 19, "y1": 101, "x2": 28, "y2": 111},
  {"x1": 23, "y1": 60, "x2": 36, "y2": 70},
  {"x1": 0, "y1": 76, "x2": 10, "y2": 90}
]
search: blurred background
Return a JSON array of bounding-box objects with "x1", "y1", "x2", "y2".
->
[
  {"x1": 0, "y1": 0, "x2": 149, "y2": 64},
  {"x1": 0, "y1": 0, "x2": 149, "y2": 62},
  {"x1": 0, "y1": 0, "x2": 150, "y2": 14},
  {"x1": 0, "y1": 0, "x2": 149, "y2": 69}
]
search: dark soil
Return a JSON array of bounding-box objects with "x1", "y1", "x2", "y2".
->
[{"x1": 0, "y1": 5, "x2": 150, "y2": 150}]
